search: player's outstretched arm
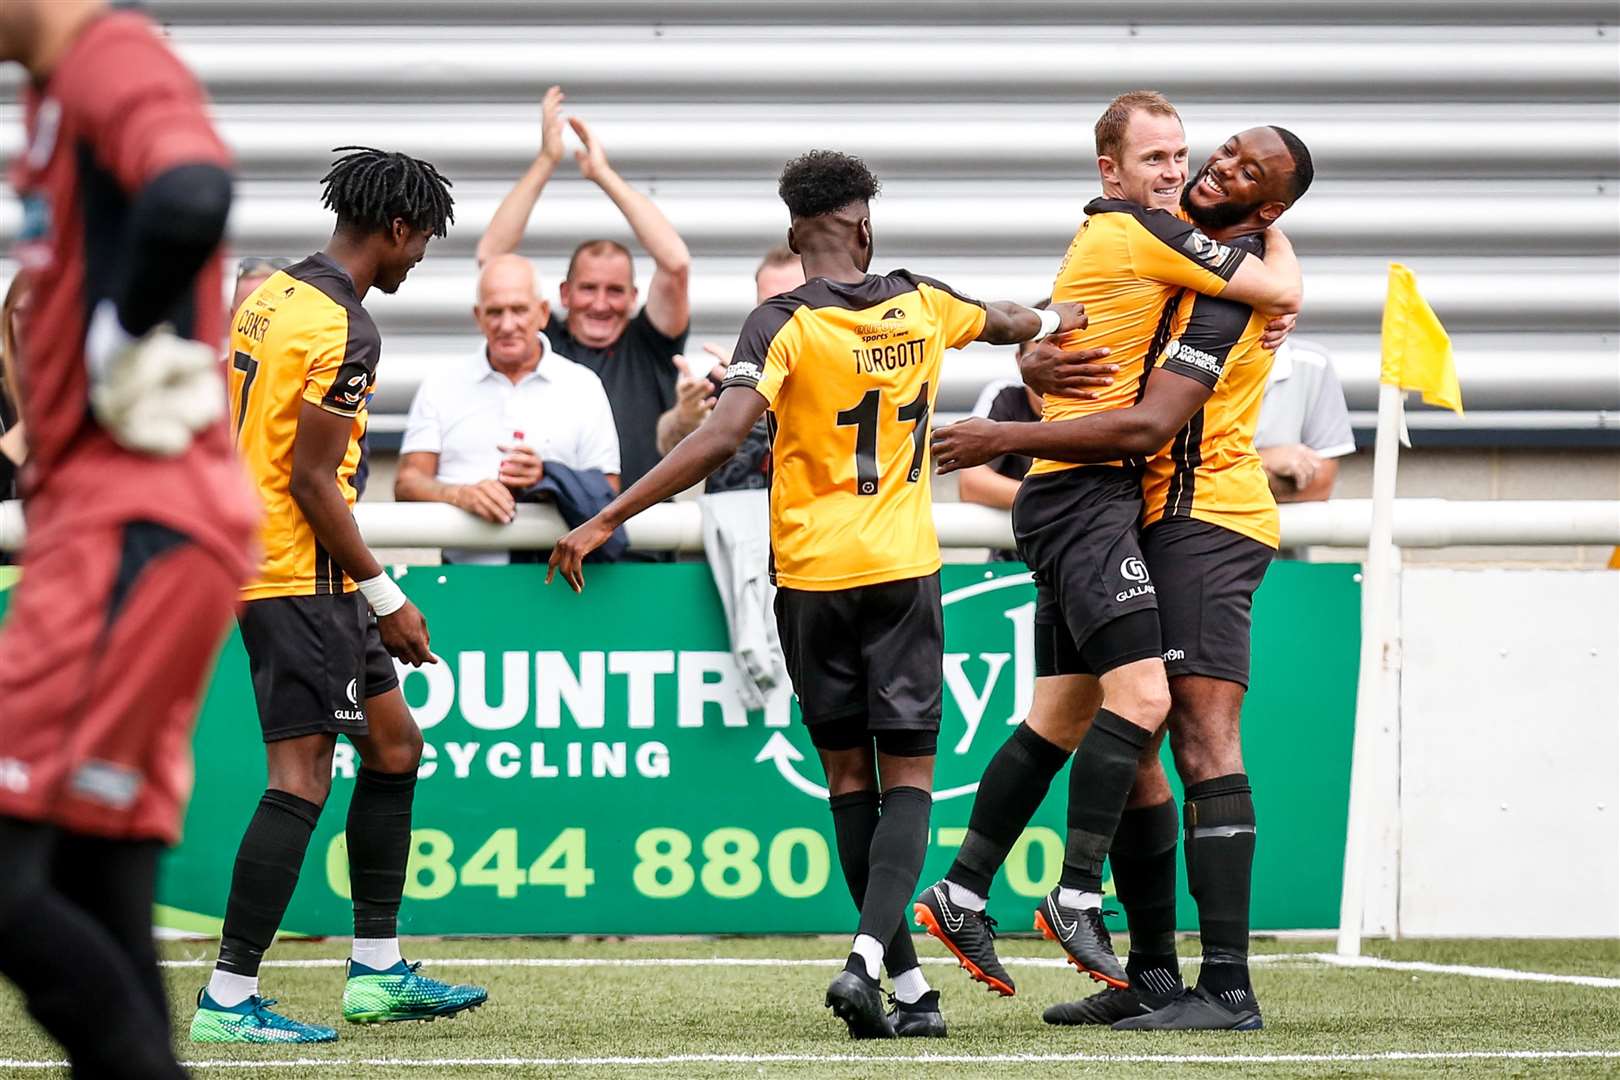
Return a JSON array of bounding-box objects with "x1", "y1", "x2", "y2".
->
[
  {"x1": 1220, "y1": 227, "x2": 1302, "y2": 316},
  {"x1": 475, "y1": 85, "x2": 567, "y2": 267},
  {"x1": 548, "y1": 386, "x2": 768, "y2": 592},
  {"x1": 933, "y1": 369, "x2": 1212, "y2": 474},
  {"x1": 290, "y1": 402, "x2": 435, "y2": 666},
  {"x1": 976, "y1": 301, "x2": 1086, "y2": 345}
]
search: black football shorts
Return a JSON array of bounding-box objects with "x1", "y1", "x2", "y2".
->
[
  {"x1": 237, "y1": 591, "x2": 400, "y2": 743},
  {"x1": 1141, "y1": 515, "x2": 1274, "y2": 688},
  {"x1": 1014, "y1": 465, "x2": 1163, "y2": 677},
  {"x1": 774, "y1": 571, "x2": 943, "y2": 744}
]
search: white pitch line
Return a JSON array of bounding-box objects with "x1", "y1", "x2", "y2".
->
[
  {"x1": 5, "y1": 1050, "x2": 1620, "y2": 1070},
  {"x1": 1297, "y1": 952, "x2": 1620, "y2": 989},
  {"x1": 153, "y1": 953, "x2": 1619, "y2": 988},
  {"x1": 153, "y1": 955, "x2": 1299, "y2": 971}
]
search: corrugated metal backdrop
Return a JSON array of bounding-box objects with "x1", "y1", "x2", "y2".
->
[{"x1": 2, "y1": 0, "x2": 1616, "y2": 433}]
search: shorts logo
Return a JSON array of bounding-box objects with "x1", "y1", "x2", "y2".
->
[
  {"x1": 1183, "y1": 229, "x2": 1233, "y2": 268},
  {"x1": 1116, "y1": 556, "x2": 1156, "y2": 602},
  {"x1": 0, "y1": 757, "x2": 31, "y2": 794},
  {"x1": 68, "y1": 760, "x2": 141, "y2": 810},
  {"x1": 1163, "y1": 647, "x2": 1186, "y2": 662},
  {"x1": 346, "y1": 678, "x2": 359, "y2": 705}
]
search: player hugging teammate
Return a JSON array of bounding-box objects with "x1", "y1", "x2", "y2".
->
[{"x1": 925, "y1": 90, "x2": 1315, "y2": 1032}]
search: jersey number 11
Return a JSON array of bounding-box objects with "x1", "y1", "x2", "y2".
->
[{"x1": 835, "y1": 382, "x2": 930, "y2": 497}]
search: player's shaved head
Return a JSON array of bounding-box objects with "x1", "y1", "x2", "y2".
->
[{"x1": 778, "y1": 151, "x2": 881, "y2": 275}]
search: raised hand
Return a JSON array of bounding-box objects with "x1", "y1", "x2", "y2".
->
[
  {"x1": 539, "y1": 85, "x2": 566, "y2": 167},
  {"x1": 569, "y1": 116, "x2": 611, "y2": 184}
]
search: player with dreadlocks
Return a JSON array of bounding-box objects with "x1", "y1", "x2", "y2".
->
[{"x1": 191, "y1": 147, "x2": 487, "y2": 1044}]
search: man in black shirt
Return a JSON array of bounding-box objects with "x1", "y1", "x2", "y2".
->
[{"x1": 478, "y1": 86, "x2": 691, "y2": 490}]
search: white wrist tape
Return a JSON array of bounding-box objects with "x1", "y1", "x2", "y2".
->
[
  {"x1": 1031, "y1": 307, "x2": 1062, "y2": 342},
  {"x1": 356, "y1": 572, "x2": 407, "y2": 617}
]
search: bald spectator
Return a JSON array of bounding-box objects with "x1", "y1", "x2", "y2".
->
[
  {"x1": 1256, "y1": 337, "x2": 1356, "y2": 502},
  {"x1": 478, "y1": 85, "x2": 691, "y2": 492},
  {"x1": 396, "y1": 255, "x2": 620, "y2": 565}
]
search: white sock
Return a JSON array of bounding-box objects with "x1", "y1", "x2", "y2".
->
[
  {"x1": 945, "y1": 879, "x2": 987, "y2": 912},
  {"x1": 206, "y1": 968, "x2": 258, "y2": 1008},
  {"x1": 851, "y1": 934, "x2": 885, "y2": 980},
  {"x1": 351, "y1": 937, "x2": 403, "y2": 971},
  {"x1": 892, "y1": 966, "x2": 931, "y2": 1004},
  {"x1": 1058, "y1": 887, "x2": 1103, "y2": 911}
]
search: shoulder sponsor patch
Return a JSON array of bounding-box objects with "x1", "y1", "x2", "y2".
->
[
  {"x1": 725, "y1": 360, "x2": 764, "y2": 384},
  {"x1": 1164, "y1": 338, "x2": 1222, "y2": 376},
  {"x1": 1183, "y1": 229, "x2": 1234, "y2": 268}
]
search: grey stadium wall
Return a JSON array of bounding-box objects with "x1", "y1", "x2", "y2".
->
[{"x1": 0, "y1": 0, "x2": 1615, "y2": 440}]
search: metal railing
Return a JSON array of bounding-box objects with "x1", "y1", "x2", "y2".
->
[{"x1": 4, "y1": 499, "x2": 1617, "y2": 555}]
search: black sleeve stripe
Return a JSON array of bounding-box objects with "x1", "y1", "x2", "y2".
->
[
  {"x1": 319, "y1": 315, "x2": 380, "y2": 414},
  {"x1": 1125, "y1": 203, "x2": 1248, "y2": 281},
  {"x1": 1160, "y1": 292, "x2": 1256, "y2": 389},
  {"x1": 720, "y1": 299, "x2": 800, "y2": 390},
  {"x1": 908, "y1": 272, "x2": 987, "y2": 311}
]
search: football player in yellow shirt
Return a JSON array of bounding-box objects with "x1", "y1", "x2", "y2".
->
[
  {"x1": 933, "y1": 125, "x2": 1316, "y2": 1032},
  {"x1": 912, "y1": 91, "x2": 1302, "y2": 1008},
  {"x1": 549, "y1": 150, "x2": 1085, "y2": 1040},
  {"x1": 198, "y1": 149, "x2": 487, "y2": 1043}
]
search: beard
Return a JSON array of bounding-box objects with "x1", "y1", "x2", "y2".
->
[{"x1": 1182, "y1": 164, "x2": 1263, "y2": 231}]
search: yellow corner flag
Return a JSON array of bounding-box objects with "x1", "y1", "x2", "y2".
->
[{"x1": 1381, "y1": 263, "x2": 1463, "y2": 414}]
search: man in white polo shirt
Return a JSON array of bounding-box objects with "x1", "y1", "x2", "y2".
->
[
  {"x1": 396, "y1": 254, "x2": 619, "y2": 564},
  {"x1": 1254, "y1": 336, "x2": 1356, "y2": 503}
]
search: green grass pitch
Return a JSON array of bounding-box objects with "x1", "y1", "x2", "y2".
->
[{"x1": 2, "y1": 935, "x2": 1617, "y2": 1078}]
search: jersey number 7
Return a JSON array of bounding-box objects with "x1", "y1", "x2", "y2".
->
[{"x1": 835, "y1": 381, "x2": 930, "y2": 497}]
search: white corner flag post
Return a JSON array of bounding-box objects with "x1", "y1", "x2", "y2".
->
[
  {"x1": 1337, "y1": 379, "x2": 1403, "y2": 957},
  {"x1": 1340, "y1": 264, "x2": 1460, "y2": 955}
]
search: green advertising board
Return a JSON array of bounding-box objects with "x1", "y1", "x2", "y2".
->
[{"x1": 0, "y1": 560, "x2": 1360, "y2": 935}]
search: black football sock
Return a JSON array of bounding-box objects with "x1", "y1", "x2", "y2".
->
[
  {"x1": 1184, "y1": 774, "x2": 1257, "y2": 1005},
  {"x1": 1060, "y1": 709, "x2": 1153, "y2": 893},
  {"x1": 829, "y1": 789, "x2": 921, "y2": 977},
  {"x1": 946, "y1": 722, "x2": 1071, "y2": 897},
  {"x1": 1111, "y1": 799, "x2": 1181, "y2": 962},
  {"x1": 855, "y1": 786, "x2": 933, "y2": 950},
  {"x1": 347, "y1": 767, "x2": 418, "y2": 944},
  {"x1": 0, "y1": 819, "x2": 184, "y2": 1079},
  {"x1": 217, "y1": 789, "x2": 322, "y2": 976}
]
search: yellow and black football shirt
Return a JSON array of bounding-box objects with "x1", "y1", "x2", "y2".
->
[
  {"x1": 1029, "y1": 198, "x2": 1252, "y2": 476},
  {"x1": 721, "y1": 271, "x2": 987, "y2": 591},
  {"x1": 228, "y1": 252, "x2": 380, "y2": 601},
  {"x1": 1142, "y1": 232, "x2": 1279, "y2": 549}
]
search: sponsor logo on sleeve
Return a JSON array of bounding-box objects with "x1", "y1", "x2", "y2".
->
[
  {"x1": 1183, "y1": 230, "x2": 1233, "y2": 268},
  {"x1": 726, "y1": 360, "x2": 763, "y2": 384},
  {"x1": 1163, "y1": 338, "x2": 1223, "y2": 376}
]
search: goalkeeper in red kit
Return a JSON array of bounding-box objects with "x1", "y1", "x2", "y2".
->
[{"x1": 0, "y1": 2, "x2": 259, "y2": 1076}]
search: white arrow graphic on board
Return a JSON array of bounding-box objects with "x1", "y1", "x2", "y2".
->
[
  {"x1": 754, "y1": 733, "x2": 981, "y2": 802},
  {"x1": 755, "y1": 733, "x2": 830, "y2": 799}
]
